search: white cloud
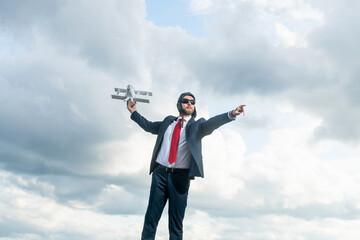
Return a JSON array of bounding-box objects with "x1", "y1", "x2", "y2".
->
[
  {"x1": 0, "y1": 171, "x2": 143, "y2": 239},
  {"x1": 189, "y1": 0, "x2": 214, "y2": 14},
  {"x1": 275, "y1": 22, "x2": 307, "y2": 47},
  {"x1": 194, "y1": 128, "x2": 247, "y2": 199},
  {"x1": 186, "y1": 102, "x2": 360, "y2": 221},
  {"x1": 92, "y1": 132, "x2": 155, "y2": 175}
]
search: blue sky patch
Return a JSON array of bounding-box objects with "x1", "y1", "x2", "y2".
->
[{"x1": 145, "y1": 0, "x2": 204, "y2": 37}]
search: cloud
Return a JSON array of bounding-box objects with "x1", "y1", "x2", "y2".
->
[
  {"x1": 184, "y1": 0, "x2": 360, "y2": 143},
  {"x1": 188, "y1": 105, "x2": 360, "y2": 220},
  {"x1": 3, "y1": 167, "x2": 359, "y2": 240},
  {"x1": 184, "y1": 212, "x2": 360, "y2": 240},
  {"x1": 96, "y1": 184, "x2": 145, "y2": 215},
  {"x1": 0, "y1": 0, "x2": 155, "y2": 220},
  {"x1": 0, "y1": 171, "x2": 144, "y2": 239},
  {"x1": 0, "y1": 0, "x2": 146, "y2": 178},
  {"x1": 1, "y1": 0, "x2": 360, "y2": 239}
]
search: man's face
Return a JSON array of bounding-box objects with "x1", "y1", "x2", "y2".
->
[{"x1": 180, "y1": 95, "x2": 195, "y2": 116}]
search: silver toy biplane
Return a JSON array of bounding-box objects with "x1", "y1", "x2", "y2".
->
[{"x1": 111, "y1": 84, "x2": 152, "y2": 103}]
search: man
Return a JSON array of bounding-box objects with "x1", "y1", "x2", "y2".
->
[{"x1": 127, "y1": 92, "x2": 245, "y2": 240}]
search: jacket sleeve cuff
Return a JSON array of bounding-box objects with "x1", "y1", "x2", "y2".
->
[
  {"x1": 228, "y1": 111, "x2": 236, "y2": 120},
  {"x1": 130, "y1": 110, "x2": 138, "y2": 120}
]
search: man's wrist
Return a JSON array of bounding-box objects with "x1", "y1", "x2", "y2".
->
[{"x1": 228, "y1": 110, "x2": 236, "y2": 120}]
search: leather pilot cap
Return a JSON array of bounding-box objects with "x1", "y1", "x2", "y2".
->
[{"x1": 177, "y1": 92, "x2": 197, "y2": 118}]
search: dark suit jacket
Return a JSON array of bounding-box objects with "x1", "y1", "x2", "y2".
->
[{"x1": 131, "y1": 111, "x2": 233, "y2": 179}]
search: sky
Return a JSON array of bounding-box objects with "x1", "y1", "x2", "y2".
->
[{"x1": 0, "y1": 0, "x2": 360, "y2": 239}]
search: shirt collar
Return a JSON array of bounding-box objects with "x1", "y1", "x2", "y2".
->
[{"x1": 177, "y1": 115, "x2": 191, "y2": 122}]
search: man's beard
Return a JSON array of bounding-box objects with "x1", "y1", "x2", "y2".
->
[{"x1": 181, "y1": 108, "x2": 193, "y2": 116}]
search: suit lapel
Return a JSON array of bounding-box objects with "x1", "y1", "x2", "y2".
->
[
  {"x1": 160, "y1": 116, "x2": 177, "y2": 137},
  {"x1": 185, "y1": 117, "x2": 194, "y2": 136},
  {"x1": 153, "y1": 116, "x2": 176, "y2": 162}
]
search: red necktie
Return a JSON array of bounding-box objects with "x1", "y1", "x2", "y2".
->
[{"x1": 168, "y1": 118, "x2": 183, "y2": 164}]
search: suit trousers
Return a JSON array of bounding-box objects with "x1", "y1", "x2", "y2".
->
[{"x1": 141, "y1": 165, "x2": 190, "y2": 240}]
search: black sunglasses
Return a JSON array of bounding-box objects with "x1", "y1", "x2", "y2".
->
[{"x1": 181, "y1": 99, "x2": 195, "y2": 105}]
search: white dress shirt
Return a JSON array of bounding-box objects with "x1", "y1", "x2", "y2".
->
[{"x1": 156, "y1": 116, "x2": 192, "y2": 169}]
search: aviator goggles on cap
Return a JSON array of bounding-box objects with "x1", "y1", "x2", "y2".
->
[{"x1": 181, "y1": 98, "x2": 195, "y2": 105}]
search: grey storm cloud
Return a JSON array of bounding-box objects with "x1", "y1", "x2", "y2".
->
[{"x1": 0, "y1": 0, "x2": 151, "y2": 210}]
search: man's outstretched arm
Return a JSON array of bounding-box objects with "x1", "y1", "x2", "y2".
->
[
  {"x1": 127, "y1": 100, "x2": 161, "y2": 134},
  {"x1": 199, "y1": 104, "x2": 246, "y2": 137}
]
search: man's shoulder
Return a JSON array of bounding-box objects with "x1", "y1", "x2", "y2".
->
[
  {"x1": 191, "y1": 112, "x2": 230, "y2": 124},
  {"x1": 188, "y1": 117, "x2": 205, "y2": 126},
  {"x1": 194, "y1": 117, "x2": 206, "y2": 123},
  {"x1": 164, "y1": 115, "x2": 177, "y2": 122}
]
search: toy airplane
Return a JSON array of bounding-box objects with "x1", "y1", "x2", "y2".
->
[{"x1": 111, "y1": 84, "x2": 152, "y2": 103}]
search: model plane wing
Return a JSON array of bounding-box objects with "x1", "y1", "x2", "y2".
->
[
  {"x1": 135, "y1": 90, "x2": 152, "y2": 96},
  {"x1": 111, "y1": 95, "x2": 127, "y2": 100},
  {"x1": 114, "y1": 88, "x2": 127, "y2": 93},
  {"x1": 133, "y1": 97, "x2": 150, "y2": 103}
]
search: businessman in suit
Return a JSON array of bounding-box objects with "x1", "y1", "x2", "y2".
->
[{"x1": 127, "y1": 92, "x2": 245, "y2": 240}]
